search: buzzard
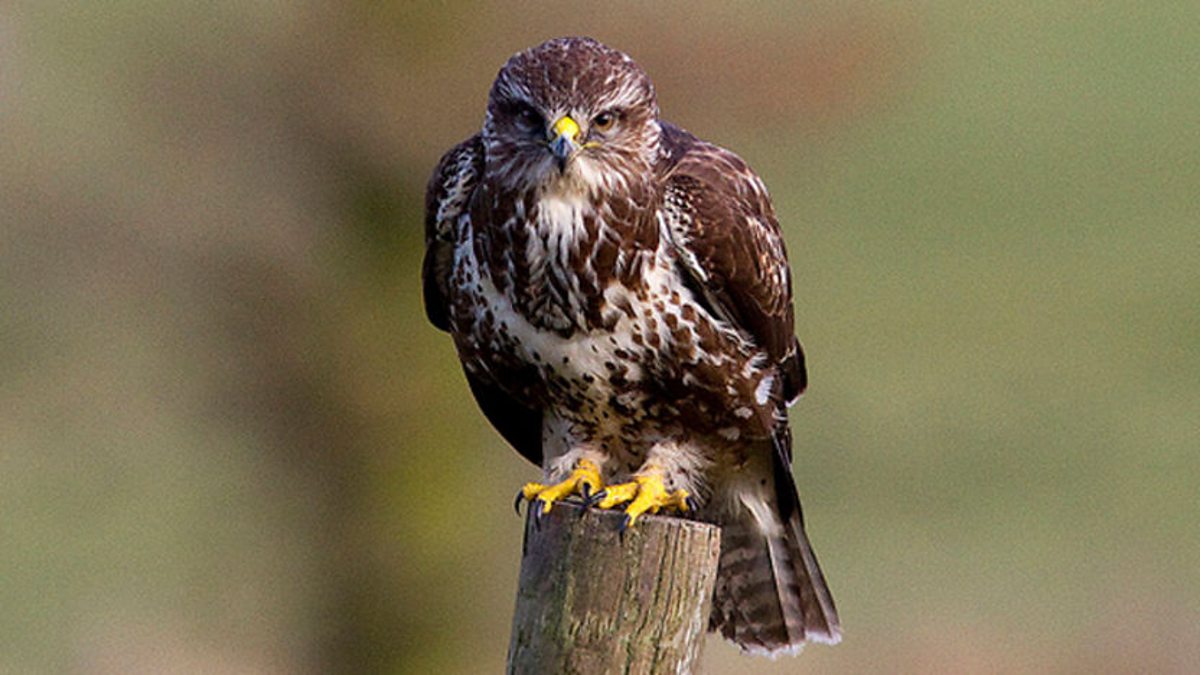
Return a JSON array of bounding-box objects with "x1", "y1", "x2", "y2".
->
[{"x1": 423, "y1": 37, "x2": 841, "y2": 654}]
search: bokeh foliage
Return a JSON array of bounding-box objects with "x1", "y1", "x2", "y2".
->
[{"x1": 2, "y1": 2, "x2": 1197, "y2": 673}]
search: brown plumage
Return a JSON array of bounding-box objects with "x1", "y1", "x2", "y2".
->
[{"x1": 423, "y1": 36, "x2": 840, "y2": 654}]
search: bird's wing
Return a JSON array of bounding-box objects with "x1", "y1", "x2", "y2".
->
[
  {"x1": 423, "y1": 134, "x2": 483, "y2": 332},
  {"x1": 464, "y1": 368, "x2": 543, "y2": 467},
  {"x1": 423, "y1": 134, "x2": 543, "y2": 466},
  {"x1": 658, "y1": 123, "x2": 807, "y2": 414},
  {"x1": 659, "y1": 126, "x2": 837, "y2": 652}
]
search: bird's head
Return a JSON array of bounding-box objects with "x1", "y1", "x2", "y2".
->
[{"x1": 482, "y1": 37, "x2": 661, "y2": 197}]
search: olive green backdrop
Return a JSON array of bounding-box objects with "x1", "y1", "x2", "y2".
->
[{"x1": 3, "y1": 2, "x2": 1197, "y2": 673}]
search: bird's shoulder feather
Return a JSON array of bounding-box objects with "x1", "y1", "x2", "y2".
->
[
  {"x1": 423, "y1": 134, "x2": 483, "y2": 331},
  {"x1": 657, "y1": 122, "x2": 806, "y2": 404}
]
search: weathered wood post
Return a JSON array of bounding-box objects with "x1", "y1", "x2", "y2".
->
[{"x1": 506, "y1": 502, "x2": 722, "y2": 675}]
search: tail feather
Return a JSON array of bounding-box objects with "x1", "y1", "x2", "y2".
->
[
  {"x1": 786, "y1": 510, "x2": 841, "y2": 644},
  {"x1": 709, "y1": 491, "x2": 841, "y2": 654}
]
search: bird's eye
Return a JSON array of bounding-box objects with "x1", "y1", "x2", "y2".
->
[
  {"x1": 514, "y1": 105, "x2": 543, "y2": 132},
  {"x1": 591, "y1": 110, "x2": 618, "y2": 133}
]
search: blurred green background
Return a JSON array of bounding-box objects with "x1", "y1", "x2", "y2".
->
[{"x1": 3, "y1": 2, "x2": 1197, "y2": 673}]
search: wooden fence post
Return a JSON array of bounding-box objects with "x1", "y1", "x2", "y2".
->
[{"x1": 506, "y1": 502, "x2": 722, "y2": 675}]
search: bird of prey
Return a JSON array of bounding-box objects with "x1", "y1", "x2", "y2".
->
[{"x1": 423, "y1": 36, "x2": 841, "y2": 654}]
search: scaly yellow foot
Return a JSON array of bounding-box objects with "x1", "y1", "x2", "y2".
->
[
  {"x1": 516, "y1": 459, "x2": 604, "y2": 516},
  {"x1": 594, "y1": 470, "x2": 693, "y2": 530}
]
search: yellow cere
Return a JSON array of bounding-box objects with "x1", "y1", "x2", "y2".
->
[{"x1": 551, "y1": 115, "x2": 580, "y2": 141}]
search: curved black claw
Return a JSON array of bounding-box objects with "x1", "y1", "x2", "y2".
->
[
  {"x1": 531, "y1": 500, "x2": 549, "y2": 531},
  {"x1": 579, "y1": 485, "x2": 606, "y2": 514},
  {"x1": 684, "y1": 495, "x2": 699, "y2": 514},
  {"x1": 587, "y1": 489, "x2": 607, "y2": 509},
  {"x1": 514, "y1": 489, "x2": 527, "y2": 516},
  {"x1": 618, "y1": 513, "x2": 633, "y2": 542}
]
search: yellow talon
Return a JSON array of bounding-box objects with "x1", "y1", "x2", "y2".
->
[
  {"x1": 595, "y1": 481, "x2": 640, "y2": 510},
  {"x1": 666, "y1": 488, "x2": 693, "y2": 512},
  {"x1": 594, "y1": 471, "x2": 692, "y2": 528},
  {"x1": 519, "y1": 459, "x2": 603, "y2": 514}
]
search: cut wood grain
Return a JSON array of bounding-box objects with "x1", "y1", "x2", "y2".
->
[{"x1": 506, "y1": 502, "x2": 722, "y2": 675}]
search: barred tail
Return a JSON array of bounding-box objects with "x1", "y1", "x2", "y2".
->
[{"x1": 709, "y1": 494, "x2": 841, "y2": 654}]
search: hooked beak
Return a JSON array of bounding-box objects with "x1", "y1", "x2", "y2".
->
[{"x1": 548, "y1": 115, "x2": 581, "y2": 170}]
